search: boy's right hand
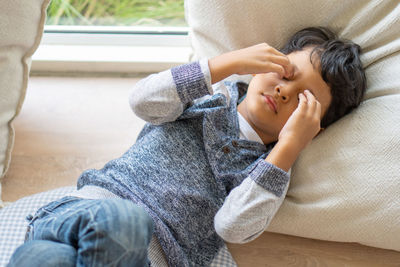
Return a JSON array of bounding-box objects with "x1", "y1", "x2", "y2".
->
[{"x1": 208, "y1": 43, "x2": 294, "y2": 84}]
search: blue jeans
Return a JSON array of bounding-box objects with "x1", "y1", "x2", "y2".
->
[{"x1": 8, "y1": 196, "x2": 154, "y2": 267}]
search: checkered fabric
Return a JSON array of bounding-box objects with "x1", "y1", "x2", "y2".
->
[
  {"x1": 210, "y1": 245, "x2": 237, "y2": 267},
  {"x1": 0, "y1": 186, "x2": 75, "y2": 266},
  {"x1": 0, "y1": 187, "x2": 237, "y2": 267}
]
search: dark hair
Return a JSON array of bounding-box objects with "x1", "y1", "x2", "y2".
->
[{"x1": 280, "y1": 27, "x2": 366, "y2": 128}]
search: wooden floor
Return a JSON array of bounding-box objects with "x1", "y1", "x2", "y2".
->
[{"x1": 3, "y1": 76, "x2": 400, "y2": 266}]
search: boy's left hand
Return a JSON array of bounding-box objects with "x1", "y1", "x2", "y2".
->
[
  {"x1": 265, "y1": 90, "x2": 322, "y2": 172},
  {"x1": 278, "y1": 90, "x2": 322, "y2": 151}
]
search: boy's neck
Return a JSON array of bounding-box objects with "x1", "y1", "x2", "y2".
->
[{"x1": 237, "y1": 105, "x2": 276, "y2": 145}]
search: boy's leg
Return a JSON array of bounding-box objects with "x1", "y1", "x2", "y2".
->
[
  {"x1": 8, "y1": 196, "x2": 154, "y2": 267},
  {"x1": 8, "y1": 240, "x2": 76, "y2": 267}
]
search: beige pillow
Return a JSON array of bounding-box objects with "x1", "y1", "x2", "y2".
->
[
  {"x1": 185, "y1": 0, "x2": 400, "y2": 251},
  {"x1": 0, "y1": 0, "x2": 50, "y2": 205}
]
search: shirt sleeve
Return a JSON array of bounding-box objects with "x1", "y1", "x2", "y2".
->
[
  {"x1": 214, "y1": 159, "x2": 290, "y2": 244},
  {"x1": 129, "y1": 59, "x2": 213, "y2": 124}
]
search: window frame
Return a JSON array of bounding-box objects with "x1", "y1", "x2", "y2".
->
[
  {"x1": 32, "y1": 26, "x2": 192, "y2": 75},
  {"x1": 42, "y1": 25, "x2": 190, "y2": 46}
]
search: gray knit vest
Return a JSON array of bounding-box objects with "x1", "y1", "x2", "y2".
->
[{"x1": 77, "y1": 65, "x2": 270, "y2": 266}]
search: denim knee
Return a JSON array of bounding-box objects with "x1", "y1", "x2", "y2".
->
[{"x1": 88, "y1": 199, "x2": 154, "y2": 249}]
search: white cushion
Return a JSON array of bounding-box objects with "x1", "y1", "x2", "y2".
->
[
  {"x1": 0, "y1": 0, "x2": 50, "y2": 203},
  {"x1": 185, "y1": 0, "x2": 400, "y2": 251}
]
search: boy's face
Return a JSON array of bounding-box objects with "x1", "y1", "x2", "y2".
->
[{"x1": 237, "y1": 47, "x2": 332, "y2": 144}]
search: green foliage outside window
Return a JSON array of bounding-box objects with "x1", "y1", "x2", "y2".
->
[{"x1": 46, "y1": 0, "x2": 186, "y2": 26}]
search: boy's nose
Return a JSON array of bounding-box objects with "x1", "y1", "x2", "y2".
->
[{"x1": 275, "y1": 86, "x2": 289, "y2": 103}]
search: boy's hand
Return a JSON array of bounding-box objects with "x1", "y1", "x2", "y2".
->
[
  {"x1": 231, "y1": 43, "x2": 294, "y2": 78},
  {"x1": 265, "y1": 90, "x2": 322, "y2": 172},
  {"x1": 209, "y1": 43, "x2": 294, "y2": 84},
  {"x1": 278, "y1": 90, "x2": 322, "y2": 151}
]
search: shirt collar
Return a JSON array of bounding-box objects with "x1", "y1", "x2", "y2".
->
[{"x1": 237, "y1": 112, "x2": 264, "y2": 144}]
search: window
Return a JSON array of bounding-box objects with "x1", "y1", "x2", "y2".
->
[
  {"x1": 46, "y1": 0, "x2": 186, "y2": 27},
  {"x1": 32, "y1": 0, "x2": 191, "y2": 75}
]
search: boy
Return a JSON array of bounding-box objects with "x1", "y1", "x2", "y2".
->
[{"x1": 8, "y1": 27, "x2": 366, "y2": 267}]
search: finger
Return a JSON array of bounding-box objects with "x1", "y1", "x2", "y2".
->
[
  {"x1": 267, "y1": 55, "x2": 294, "y2": 78},
  {"x1": 304, "y1": 90, "x2": 317, "y2": 108},
  {"x1": 284, "y1": 63, "x2": 295, "y2": 79},
  {"x1": 261, "y1": 62, "x2": 285, "y2": 78},
  {"x1": 266, "y1": 49, "x2": 295, "y2": 78},
  {"x1": 303, "y1": 90, "x2": 315, "y2": 101},
  {"x1": 257, "y1": 43, "x2": 290, "y2": 65},
  {"x1": 260, "y1": 43, "x2": 287, "y2": 57},
  {"x1": 267, "y1": 54, "x2": 290, "y2": 66},
  {"x1": 304, "y1": 90, "x2": 322, "y2": 126},
  {"x1": 257, "y1": 43, "x2": 294, "y2": 77},
  {"x1": 305, "y1": 90, "x2": 321, "y2": 120},
  {"x1": 297, "y1": 92, "x2": 307, "y2": 109}
]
